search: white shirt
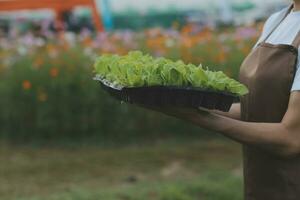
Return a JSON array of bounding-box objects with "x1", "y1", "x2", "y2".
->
[{"x1": 255, "y1": 6, "x2": 300, "y2": 91}]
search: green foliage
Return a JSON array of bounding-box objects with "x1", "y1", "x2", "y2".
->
[
  {"x1": 0, "y1": 29, "x2": 256, "y2": 143},
  {"x1": 94, "y1": 51, "x2": 248, "y2": 96},
  {"x1": 0, "y1": 47, "x2": 208, "y2": 143}
]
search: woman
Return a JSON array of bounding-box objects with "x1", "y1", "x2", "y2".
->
[{"x1": 145, "y1": 1, "x2": 300, "y2": 199}]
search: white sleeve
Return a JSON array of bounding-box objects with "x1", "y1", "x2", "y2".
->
[
  {"x1": 291, "y1": 49, "x2": 300, "y2": 91},
  {"x1": 253, "y1": 12, "x2": 281, "y2": 48}
]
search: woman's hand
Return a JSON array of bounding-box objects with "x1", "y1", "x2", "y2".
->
[
  {"x1": 137, "y1": 103, "x2": 213, "y2": 127},
  {"x1": 136, "y1": 91, "x2": 300, "y2": 158}
]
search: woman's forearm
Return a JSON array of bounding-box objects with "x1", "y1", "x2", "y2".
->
[
  {"x1": 180, "y1": 111, "x2": 298, "y2": 157},
  {"x1": 141, "y1": 93, "x2": 300, "y2": 157}
]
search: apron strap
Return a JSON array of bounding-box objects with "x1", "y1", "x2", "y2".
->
[
  {"x1": 262, "y1": 4, "x2": 294, "y2": 42},
  {"x1": 292, "y1": 31, "x2": 300, "y2": 48}
]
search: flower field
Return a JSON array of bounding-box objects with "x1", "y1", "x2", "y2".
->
[{"x1": 0, "y1": 25, "x2": 260, "y2": 142}]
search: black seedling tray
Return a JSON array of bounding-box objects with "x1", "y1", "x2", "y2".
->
[{"x1": 94, "y1": 76, "x2": 239, "y2": 112}]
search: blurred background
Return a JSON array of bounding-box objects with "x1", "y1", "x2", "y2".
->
[{"x1": 0, "y1": 0, "x2": 289, "y2": 199}]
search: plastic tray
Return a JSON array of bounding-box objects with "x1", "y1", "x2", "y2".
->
[{"x1": 94, "y1": 76, "x2": 239, "y2": 112}]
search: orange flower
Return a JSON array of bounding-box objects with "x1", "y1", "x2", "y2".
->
[
  {"x1": 38, "y1": 92, "x2": 48, "y2": 102},
  {"x1": 46, "y1": 44, "x2": 56, "y2": 53},
  {"x1": 22, "y1": 80, "x2": 31, "y2": 90},
  {"x1": 217, "y1": 51, "x2": 226, "y2": 63},
  {"x1": 225, "y1": 68, "x2": 233, "y2": 77},
  {"x1": 49, "y1": 67, "x2": 59, "y2": 78},
  {"x1": 33, "y1": 58, "x2": 44, "y2": 69},
  {"x1": 242, "y1": 46, "x2": 251, "y2": 56},
  {"x1": 61, "y1": 42, "x2": 70, "y2": 51},
  {"x1": 82, "y1": 37, "x2": 93, "y2": 47}
]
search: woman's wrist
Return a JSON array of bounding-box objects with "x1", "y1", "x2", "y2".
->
[
  {"x1": 189, "y1": 110, "x2": 233, "y2": 133},
  {"x1": 177, "y1": 108, "x2": 219, "y2": 129}
]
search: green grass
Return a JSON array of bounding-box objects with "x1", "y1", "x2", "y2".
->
[{"x1": 0, "y1": 139, "x2": 243, "y2": 200}]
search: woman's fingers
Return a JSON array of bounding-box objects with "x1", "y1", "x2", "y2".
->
[{"x1": 136, "y1": 103, "x2": 204, "y2": 118}]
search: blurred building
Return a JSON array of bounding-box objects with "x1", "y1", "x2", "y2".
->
[
  {"x1": 0, "y1": 0, "x2": 104, "y2": 34},
  {"x1": 109, "y1": 0, "x2": 289, "y2": 26},
  {"x1": 0, "y1": 0, "x2": 290, "y2": 33}
]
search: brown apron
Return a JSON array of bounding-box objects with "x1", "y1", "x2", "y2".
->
[{"x1": 239, "y1": 4, "x2": 300, "y2": 200}]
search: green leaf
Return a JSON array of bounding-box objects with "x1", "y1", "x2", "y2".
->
[{"x1": 94, "y1": 51, "x2": 248, "y2": 96}]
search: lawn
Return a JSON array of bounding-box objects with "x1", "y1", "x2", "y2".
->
[{"x1": 0, "y1": 139, "x2": 243, "y2": 200}]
